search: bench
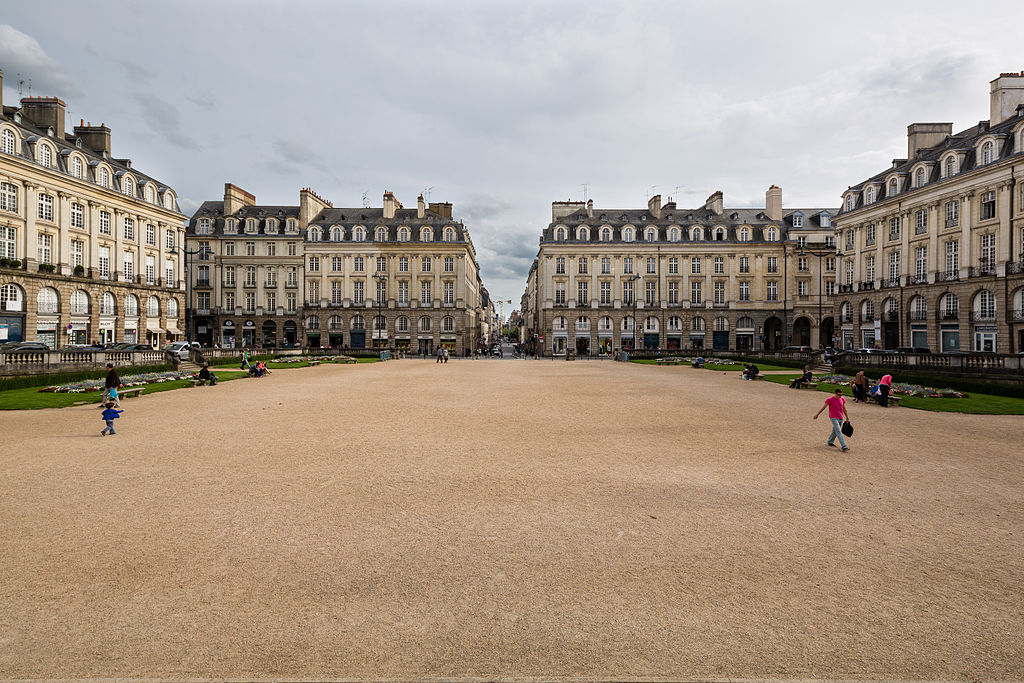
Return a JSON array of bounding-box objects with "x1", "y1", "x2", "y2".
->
[
  {"x1": 795, "y1": 382, "x2": 819, "y2": 390},
  {"x1": 307, "y1": 360, "x2": 321, "y2": 366},
  {"x1": 872, "y1": 394, "x2": 901, "y2": 407},
  {"x1": 120, "y1": 387, "x2": 144, "y2": 399}
]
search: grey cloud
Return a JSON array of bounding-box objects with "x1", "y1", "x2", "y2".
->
[
  {"x1": 134, "y1": 93, "x2": 200, "y2": 150},
  {"x1": 0, "y1": 24, "x2": 81, "y2": 97}
]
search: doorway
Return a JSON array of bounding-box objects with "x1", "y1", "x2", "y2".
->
[{"x1": 575, "y1": 336, "x2": 590, "y2": 355}]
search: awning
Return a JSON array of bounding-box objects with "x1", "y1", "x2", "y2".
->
[
  {"x1": 146, "y1": 320, "x2": 165, "y2": 333},
  {"x1": 166, "y1": 326, "x2": 182, "y2": 335}
]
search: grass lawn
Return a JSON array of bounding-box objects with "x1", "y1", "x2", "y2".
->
[
  {"x1": 763, "y1": 373, "x2": 1024, "y2": 415},
  {"x1": 631, "y1": 358, "x2": 792, "y2": 372},
  {"x1": 0, "y1": 371, "x2": 249, "y2": 411}
]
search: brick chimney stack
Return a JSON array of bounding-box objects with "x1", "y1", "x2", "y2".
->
[
  {"x1": 766, "y1": 185, "x2": 782, "y2": 222},
  {"x1": 991, "y1": 71, "x2": 1024, "y2": 126},
  {"x1": 647, "y1": 194, "x2": 661, "y2": 219},
  {"x1": 705, "y1": 190, "x2": 723, "y2": 215},
  {"x1": 417, "y1": 194, "x2": 425, "y2": 219},
  {"x1": 382, "y1": 191, "x2": 402, "y2": 219},
  {"x1": 73, "y1": 121, "x2": 112, "y2": 155},
  {"x1": 223, "y1": 183, "x2": 256, "y2": 215},
  {"x1": 20, "y1": 96, "x2": 67, "y2": 139}
]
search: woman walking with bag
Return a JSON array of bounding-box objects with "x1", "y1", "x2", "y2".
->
[{"x1": 813, "y1": 388, "x2": 851, "y2": 452}]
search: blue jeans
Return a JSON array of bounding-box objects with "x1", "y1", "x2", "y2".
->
[
  {"x1": 827, "y1": 417, "x2": 847, "y2": 449},
  {"x1": 102, "y1": 419, "x2": 116, "y2": 434}
]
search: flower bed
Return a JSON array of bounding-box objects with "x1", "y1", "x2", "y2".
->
[
  {"x1": 38, "y1": 371, "x2": 194, "y2": 394},
  {"x1": 818, "y1": 374, "x2": 967, "y2": 398},
  {"x1": 272, "y1": 355, "x2": 356, "y2": 363}
]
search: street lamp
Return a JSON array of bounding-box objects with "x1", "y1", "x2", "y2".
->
[
  {"x1": 169, "y1": 245, "x2": 213, "y2": 344},
  {"x1": 372, "y1": 272, "x2": 387, "y2": 352},
  {"x1": 629, "y1": 273, "x2": 641, "y2": 352},
  {"x1": 799, "y1": 244, "x2": 842, "y2": 348}
]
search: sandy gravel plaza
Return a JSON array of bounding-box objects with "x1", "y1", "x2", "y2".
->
[{"x1": 1, "y1": 358, "x2": 1021, "y2": 681}]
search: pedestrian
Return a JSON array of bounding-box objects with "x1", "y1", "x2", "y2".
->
[
  {"x1": 443, "y1": 347, "x2": 450, "y2": 363},
  {"x1": 852, "y1": 370, "x2": 868, "y2": 403},
  {"x1": 813, "y1": 388, "x2": 850, "y2": 451},
  {"x1": 100, "y1": 401, "x2": 123, "y2": 436},
  {"x1": 102, "y1": 363, "x2": 121, "y2": 407},
  {"x1": 878, "y1": 373, "x2": 893, "y2": 407}
]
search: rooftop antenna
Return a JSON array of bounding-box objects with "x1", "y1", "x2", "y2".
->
[
  {"x1": 649, "y1": 185, "x2": 657, "y2": 198},
  {"x1": 16, "y1": 73, "x2": 25, "y2": 97},
  {"x1": 580, "y1": 183, "x2": 589, "y2": 202},
  {"x1": 361, "y1": 192, "x2": 369, "y2": 208},
  {"x1": 424, "y1": 186, "x2": 434, "y2": 202}
]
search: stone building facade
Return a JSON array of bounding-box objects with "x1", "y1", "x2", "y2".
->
[
  {"x1": 833, "y1": 72, "x2": 1024, "y2": 353},
  {"x1": 523, "y1": 187, "x2": 838, "y2": 355},
  {"x1": 0, "y1": 68, "x2": 186, "y2": 348},
  {"x1": 187, "y1": 186, "x2": 487, "y2": 354}
]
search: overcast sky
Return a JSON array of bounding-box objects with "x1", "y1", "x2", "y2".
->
[{"x1": 2, "y1": 0, "x2": 1023, "y2": 305}]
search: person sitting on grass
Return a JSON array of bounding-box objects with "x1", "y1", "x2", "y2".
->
[
  {"x1": 197, "y1": 364, "x2": 217, "y2": 386},
  {"x1": 790, "y1": 368, "x2": 813, "y2": 388},
  {"x1": 691, "y1": 355, "x2": 705, "y2": 368}
]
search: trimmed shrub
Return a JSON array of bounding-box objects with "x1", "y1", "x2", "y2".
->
[
  {"x1": 0, "y1": 363, "x2": 174, "y2": 392},
  {"x1": 833, "y1": 365, "x2": 1024, "y2": 399}
]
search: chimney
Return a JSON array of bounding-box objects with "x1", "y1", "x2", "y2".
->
[
  {"x1": 705, "y1": 190, "x2": 723, "y2": 215},
  {"x1": 766, "y1": 185, "x2": 782, "y2": 222},
  {"x1": 428, "y1": 202, "x2": 453, "y2": 219},
  {"x1": 0, "y1": 69, "x2": 4, "y2": 112},
  {"x1": 551, "y1": 200, "x2": 585, "y2": 221},
  {"x1": 223, "y1": 183, "x2": 256, "y2": 215},
  {"x1": 648, "y1": 194, "x2": 662, "y2": 219},
  {"x1": 299, "y1": 187, "x2": 331, "y2": 227},
  {"x1": 991, "y1": 71, "x2": 1024, "y2": 126},
  {"x1": 382, "y1": 191, "x2": 402, "y2": 219},
  {"x1": 906, "y1": 122, "x2": 953, "y2": 159},
  {"x1": 73, "y1": 121, "x2": 111, "y2": 155},
  {"x1": 586, "y1": 198, "x2": 593, "y2": 218},
  {"x1": 20, "y1": 96, "x2": 67, "y2": 139},
  {"x1": 417, "y1": 194, "x2": 425, "y2": 219}
]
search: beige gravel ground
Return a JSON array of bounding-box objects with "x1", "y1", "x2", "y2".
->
[{"x1": 0, "y1": 358, "x2": 1022, "y2": 681}]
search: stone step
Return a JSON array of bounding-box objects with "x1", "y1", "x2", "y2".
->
[{"x1": 179, "y1": 361, "x2": 201, "y2": 373}]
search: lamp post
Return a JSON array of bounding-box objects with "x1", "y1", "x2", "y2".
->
[
  {"x1": 629, "y1": 273, "x2": 641, "y2": 351},
  {"x1": 169, "y1": 245, "x2": 213, "y2": 345},
  {"x1": 372, "y1": 272, "x2": 387, "y2": 352},
  {"x1": 799, "y1": 244, "x2": 842, "y2": 348}
]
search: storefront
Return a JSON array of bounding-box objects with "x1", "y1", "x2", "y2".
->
[
  {"x1": 575, "y1": 333, "x2": 590, "y2": 355},
  {"x1": 350, "y1": 330, "x2": 366, "y2": 348},
  {"x1": 145, "y1": 320, "x2": 164, "y2": 347},
  {"x1": 687, "y1": 333, "x2": 704, "y2": 350},
  {"x1": 643, "y1": 333, "x2": 659, "y2": 349},
  {"x1": 166, "y1": 323, "x2": 183, "y2": 342},
  {"x1": 440, "y1": 336, "x2": 457, "y2": 352},
  {"x1": 69, "y1": 319, "x2": 90, "y2": 345},
  {"x1": 940, "y1": 324, "x2": 960, "y2": 352},
  {"x1": 973, "y1": 325, "x2": 996, "y2": 352},
  {"x1": 417, "y1": 336, "x2": 433, "y2": 355},
  {"x1": 194, "y1": 318, "x2": 213, "y2": 346},
  {"x1": 99, "y1": 317, "x2": 117, "y2": 345},
  {"x1": 241, "y1": 320, "x2": 256, "y2": 347},
  {"x1": 124, "y1": 318, "x2": 139, "y2": 344},
  {"x1": 35, "y1": 318, "x2": 57, "y2": 348},
  {"x1": 394, "y1": 336, "x2": 410, "y2": 353},
  {"x1": 910, "y1": 325, "x2": 928, "y2": 349},
  {"x1": 841, "y1": 329, "x2": 854, "y2": 350},
  {"x1": 222, "y1": 320, "x2": 236, "y2": 348},
  {"x1": 552, "y1": 333, "x2": 567, "y2": 355},
  {"x1": 712, "y1": 331, "x2": 729, "y2": 350},
  {"x1": 262, "y1": 320, "x2": 278, "y2": 347},
  {"x1": 597, "y1": 334, "x2": 613, "y2": 355}
]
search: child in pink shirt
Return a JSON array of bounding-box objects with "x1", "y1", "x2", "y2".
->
[{"x1": 813, "y1": 388, "x2": 850, "y2": 451}]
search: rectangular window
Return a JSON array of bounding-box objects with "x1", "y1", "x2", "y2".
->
[
  {"x1": 307, "y1": 281, "x2": 320, "y2": 304},
  {"x1": 797, "y1": 280, "x2": 808, "y2": 296},
  {"x1": 166, "y1": 261, "x2": 174, "y2": 286},
  {"x1": 800, "y1": 236, "x2": 809, "y2": 249},
  {"x1": 577, "y1": 280, "x2": 588, "y2": 304},
  {"x1": 601, "y1": 257, "x2": 611, "y2": 274},
  {"x1": 283, "y1": 292, "x2": 296, "y2": 312},
  {"x1": 377, "y1": 279, "x2": 387, "y2": 302},
  {"x1": 578, "y1": 257, "x2": 588, "y2": 274},
  {"x1": 866, "y1": 223, "x2": 876, "y2": 246},
  {"x1": 245, "y1": 266, "x2": 256, "y2": 287},
  {"x1": 0, "y1": 225, "x2": 15, "y2": 259},
  {"x1": 71, "y1": 240, "x2": 84, "y2": 268},
  {"x1": 398, "y1": 280, "x2": 409, "y2": 304},
  {"x1": 287, "y1": 242, "x2": 297, "y2": 256},
  {"x1": 38, "y1": 194, "x2": 54, "y2": 222},
  {"x1": 224, "y1": 265, "x2": 235, "y2": 286},
  {"x1": 0, "y1": 182, "x2": 17, "y2": 213},
  {"x1": 555, "y1": 282, "x2": 566, "y2": 305},
  {"x1": 915, "y1": 246, "x2": 927, "y2": 279},
  {"x1": 330, "y1": 281, "x2": 343, "y2": 305},
  {"x1": 766, "y1": 280, "x2": 778, "y2": 301},
  {"x1": 146, "y1": 224, "x2": 156, "y2": 245},
  {"x1": 99, "y1": 246, "x2": 110, "y2": 279},
  {"x1": 690, "y1": 257, "x2": 701, "y2": 274},
  {"x1": 889, "y1": 217, "x2": 900, "y2": 240},
  {"x1": 331, "y1": 256, "x2": 342, "y2": 272},
  {"x1": 224, "y1": 291, "x2": 235, "y2": 310},
  {"x1": 689, "y1": 281, "x2": 701, "y2": 305},
  {"x1": 555, "y1": 257, "x2": 565, "y2": 274},
  {"x1": 888, "y1": 251, "x2": 900, "y2": 282},
  {"x1": 123, "y1": 217, "x2": 134, "y2": 240},
  {"x1": 265, "y1": 267, "x2": 276, "y2": 287},
  {"x1": 739, "y1": 281, "x2": 750, "y2": 301},
  {"x1": 739, "y1": 256, "x2": 749, "y2": 273},
  {"x1": 145, "y1": 255, "x2": 155, "y2": 284},
  {"x1": 350, "y1": 256, "x2": 362, "y2": 272},
  {"x1": 622, "y1": 280, "x2": 633, "y2": 305},
  {"x1": 165, "y1": 229, "x2": 175, "y2": 250},
  {"x1": 224, "y1": 241, "x2": 235, "y2": 256},
  {"x1": 37, "y1": 233, "x2": 53, "y2": 264},
  {"x1": 713, "y1": 257, "x2": 724, "y2": 274},
  {"x1": 980, "y1": 191, "x2": 996, "y2": 220},
  {"x1": 825, "y1": 257, "x2": 835, "y2": 272},
  {"x1": 600, "y1": 281, "x2": 611, "y2": 304},
  {"x1": 845, "y1": 260, "x2": 853, "y2": 285},
  {"x1": 623, "y1": 257, "x2": 633, "y2": 275},
  {"x1": 444, "y1": 281, "x2": 454, "y2": 304},
  {"x1": 245, "y1": 292, "x2": 256, "y2": 312},
  {"x1": 865, "y1": 256, "x2": 875, "y2": 281},
  {"x1": 266, "y1": 292, "x2": 276, "y2": 311},
  {"x1": 420, "y1": 280, "x2": 431, "y2": 303},
  {"x1": 645, "y1": 281, "x2": 656, "y2": 305},
  {"x1": 70, "y1": 202, "x2": 84, "y2": 229},
  {"x1": 945, "y1": 200, "x2": 959, "y2": 227},
  {"x1": 915, "y1": 209, "x2": 928, "y2": 234},
  {"x1": 767, "y1": 256, "x2": 778, "y2": 274},
  {"x1": 309, "y1": 256, "x2": 320, "y2": 272},
  {"x1": 825, "y1": 236, "x2": 836, "y2": 248},
  {"x1": 354, "y1": 281, "x2": 365, "y2": 304},
  {"x1": 713, "y1": 280, "x2": 725, "y2": 304},
  {"x1": 825, "y1": 280, "x2": 836, "y2": 296},
  {"x1": 668, "y1": 281, "x2": 679, "y2": 305},
  {"x1": 287, "y1": 267, "x2": 297, "y2": 287},
  {"x1": 197, "y1": 292, "x2": 210, "y2": 310},
  {"x1": 99, "y1": 211, "x2": 111, "y2": 235},
  {"x1": 421, "y1": 256, "x2": 431, "y2": 273},
  {"x1": 646, "y1": 257, "x2": 656, "y2": 274},
  {"x1": 980, "y1": 233, "x2": 996, "y2": 270},
  {"x1": 398, "y1": 256, "x2": 408, "y2": 272},
  {"x1": 378, "y1": 256, "x2": 387, "y2": 272},
  {"x1": 244, "y1": 241, "x2": 254, "y2": 255},
  {"x1": 443, "y1": 256, "x2": 454, "y2": 273},
  {"x1": 798, "y1": 256, "x2": 808, "y2": 272}
]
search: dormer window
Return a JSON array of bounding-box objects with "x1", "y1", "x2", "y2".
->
[
  {"x1": 421, "y1": 227, "x2": 433, "y2": 241},
  {"x1": 308, "y1": 227, "x2": 321, "y2": 241},
  {"x1": 331, "y1": 226, "x2": 341, "y2": 241},
  {"x1": 286, "y1": 218, "x2": 297, "y2": 233},
  {"x1": 982, "y1": 140, "x2": 994, "y2": 165},
  {"x1": 740, "y1": 227, "x2": 750, "y2": 242},
  {"x1": 601, "y1": 227, "x2": 612, "y2": 241},
  {"x1": 791, "y1": 212, "x2": 803, "y2": 228},
  {"x1": 225, "y1": 218, "x2": 237, "y2": 234},
  {"x1": 623, "y1": 226, "x2": 634, "y2": 241},
  {"x1": 123, "y1": 177, "x2": 135, "y2": 197},
  {"x1": 889, "y1": 178, "x2": 898, "y2": 196},
  {"x1": 645, "y1": 228, "x2": 656, "y2": 241},
  {"x1": 915, "y1": 167, "x2": 925, "y2": 187},
  {"x1": 353, "y1": 226, "x2": 366, "y2": 241},
  {"x1": 820, "y1": 212, "x2": 831, "y2": 228},
  {"x1": 846, "y1": 195, "x2": 854, "y2": 211},
  {"x1": 71, "y1": 156, "x2": 83, "y2": 178},
  {"x1": 398, "y1": 227, "x2": 410, "y2": 241},
  {"x1": 668, "y1": 227, "x2": 679, "y2": 242},
  {"x1": 376, "y1": 227, "x2": 388, "y2": 241},
  {"x1": 944, "y1": 156, "x2": 957, "y2": 178},
  {"x1": 867, "y1": 186, "x2": 876, "y2": 204},
  {"x1": 266, "y1": 219, "x2": 278, "y2": 234},
  {"x1": 39, "y1": 144, "x2": 52, "y2": 168},
  {"x1": 555, "y1": 227, "x2": 566, "y2": 241},
  {"x1": 691, "y1": 227, "x2": 702, "y2": 240},
  {"x1": 245, "y1": 218, "x2": 257, "y2": 233},
  {"x1": 715, "y1": 228, "x2": 725, "y2": 240},
  {"x1": 1, "y1": 129, "x2": 15, "y2": 156},
  {"x1": 767, "y1": 226, "x2": 778, "y2": 240}
]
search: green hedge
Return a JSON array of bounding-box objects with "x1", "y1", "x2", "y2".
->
[
  {"x1": 833, "y1": 365, "x2": 1024, "y2": 399},
  {"x1": 717, "y1": 354, "x2": 809, "y2": 369},
  {"x1": 0, "y1": 363, "x2": 174, "y2": 392}
]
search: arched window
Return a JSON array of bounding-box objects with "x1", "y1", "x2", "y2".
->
[
  {"x1": 553, "y1": 316, "x2": 567, "y2": 330},
  {"x1": 575, "y1": 317, "x2": 590, "y2": 331},
  {"x1": 376, "y1": 227, "x2": 388, "y2": 241},
  {"x1": 668, "y1": 316, "x2": 682, "y2": 331},
  {"x1": 374, "y1": 314, "x2": 386, "y2": 331},
  {"x1": 167, "y1": 298, "x2": 179, "y2": 318},
  {"x1": 766, "y1": 226, "x2": 777, "y2": 241},
  {"x1": 331, "y1": 227, "x2": 342, "y2": 241},
  {"x1": 1, "y1": 283, "x2": 24, "y2": 311},
  {"x1": 351, "y1": 315, "x2": 365, "y2": 329},
  {"x1": 940, "y1": 293, "x2": 959, "y2": 318},
  {"x1": 737, "y1": 316, "x2": 754, "y2": 329},
  {"x1": 910, "y1": 296, "x2": 927, "y2": 318},
  {"x1": 265, "y1": 218, "x2": 278, "y2": 234},
  {"x1": 714, "y1": 316, "x2": 728, "y2": 331},
  {"x1": 691, "y1": 316, "x2": 705, "y2": 331},
  {"x1": 145, "y1": 185, "x2": 154, "y2": 203},
  {"x1": 598, "y1": 316, "x2": 613, "y2": 331},
  {"x1": 421, "y1": 227, "x2": 433, "y2": 241},
  {"x1": 328, "y1": 315, "x2": 344, "y2": 330},
  {"x1": 884, "y1": 298, "x2": 899, "y2": 319},
  {"x1": 418, "y1": 316, "x2": 432, "y2": 332},
  {"x1": 39, "y1": 144, "x2": 52, "y2": 167},
  {"x1": 72, "y1": 156, "x2": 83, "y2": 178},
  {"x1": 306, "y1": 315, "x2": 320, "y2": 330},
  {"x1": 442, "y1": 316, "x2": 455, "y2": 332},
  {"x1": 691, "y1": 227, "x2": 703, "y2": 240},
  {"x1": 975, "y1": 289, "x2": 996, "y2": 318},
  {"x1": 245, "y1": 218, "x2": 257, "y2": 233},
  {"x1": 100, "y1": 292, "x2": 116, "y2": 315},
  {"x1": 645, "y1": 228, "x2": 656, "y2": 241},
  {"x1": 888, "y1": 180, "x2": 897, "y2": 197},
  {"x1": 915, "y1": 167, "x2": 925, "y2": 187},
  {"x1": 623, "y1": 226, "x2": 634, "y2": 241},
  {"x1": 98, "y1": 167, "x2": 109, "y2": 187},
  {"x1": 601, "y1": 227, "x2": 611, "y2": 241},
  {"x1": 715, "y1": 228, "x2": 725, "y2": 241},
  {"x1": 945, "y1": 156, "x2": 956, "y2": 178},
  {"x1": 71, "y1": 289, "x2": 90, "y2": 315},
  {"x1": 124, "y1": 295, "x2": 139, "y2": 317},
  {"x1": 644, "y1": 316, "x2": 659, "y2": 332},
  {"x1": 0, "y1": 129, "x2": 15, "y2": 156},
  {"x1": 396, "y1": 316, "x2": 409, "y2": 332},
  {"x1": 669, "y1": 227, "x2": 679, "y2": 242},
  {"x1": 145, "y1": 295, "x2": 160, "y2": 317},
  {"x1": 577, "y1": 226, "x2": 589, "y2": 241},
  {"x1": 982, "y1": 141, "x2": 994, "y2": 165},
  {"x1": 444, "y1": 227, "x2": 456, "y2": 242},
  {"x1": 862, "y1": 300, "x2": 875, "y2": 320},
  {"x1": 308, "y1": 227, "x2": 321, "y2": 241},
  {"x1": 123, "y1": 176, "x2": 135, "y2": 197},
  {"x1": 555, "y1": 227, "x2": 566, "y2": 240},
  {"x1": 353, "y1": 226, "x2": 365, "y2": 241},
  {"x1": 37, "y1": 287, "x2": 59, "y2": 313},
  {"x1": 164, "y1": 192, "x2": 174, "y2": 209},
  {"x1": 841, "y1": 302, "x2": 852, "y2": 320},
  {"x1": 739, "y1": 227, "x2": 749, "y2": 242},
  {"x1": 846, "y1": 195, "x2": 854, "y2": 211},
  {"x1": 398, "y1": 227, "x2": 410, "y2": 241},
  {"x1": 621, "y1": 316, "x2": 634, "y2": 331}
]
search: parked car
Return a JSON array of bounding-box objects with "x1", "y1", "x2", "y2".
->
[
  {"x1": 0, "y1": 341, "x2": 49, "y2": 352},
  {"x1": 782, "y1": 345, "x2": 812, "y2": 352},
  {"x1": 896, "y1": 346, "x2": 932, "y2": 354},
  {"x1": 57, "y1": 344, "x2": 105, "y2": 351},
  {"x1": 854, "y1": 348, "x2": 885, "y2": 354},
  {"x1": 109, "y1": 343, "x2": 154, "y2": 352},
  {"x1": 162, "y1": 341, "x2": 196, "y2": 360}
]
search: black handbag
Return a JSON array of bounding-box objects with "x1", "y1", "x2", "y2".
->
[{"x1": 841, "y1": 420, "x2": 854, "y2": 437}]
